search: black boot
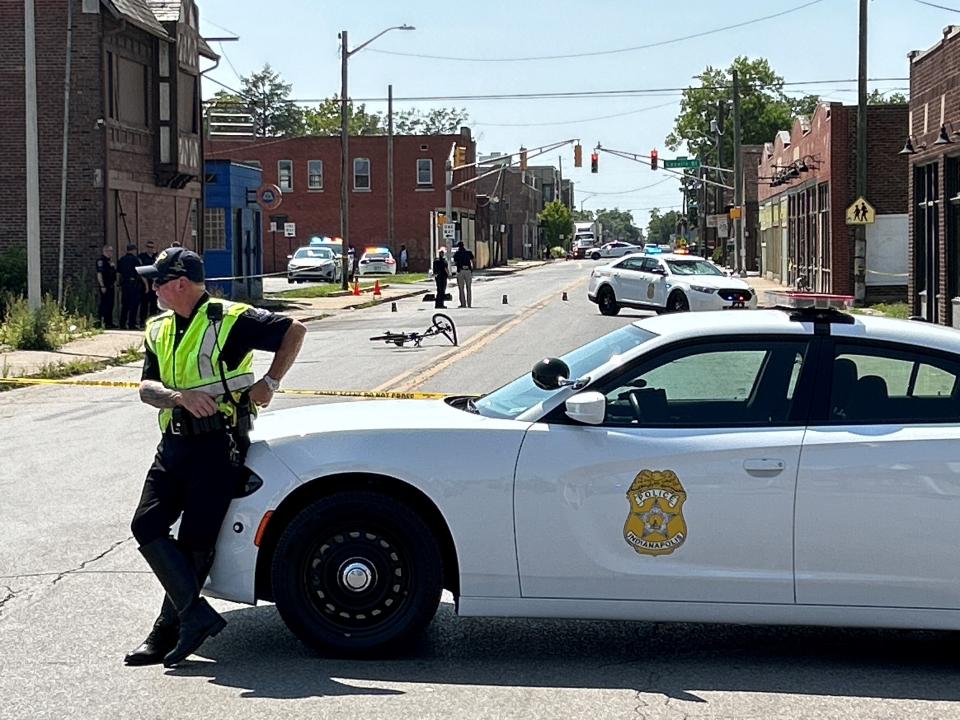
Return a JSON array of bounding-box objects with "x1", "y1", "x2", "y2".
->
[
  {"x1": 124, "y1": 596, "x2": 178, "y2": 666},
  {"x1": 138, "y1": 539, "x2": 226, "y2": 668}
]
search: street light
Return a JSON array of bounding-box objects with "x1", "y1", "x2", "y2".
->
[{"x1": 339, "y1": 25, "x2": 415, "y2": 289}]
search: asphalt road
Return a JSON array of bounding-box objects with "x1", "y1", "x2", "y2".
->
[{"x1": 2, "y1": 262, "x2": 958, "y2": 720}]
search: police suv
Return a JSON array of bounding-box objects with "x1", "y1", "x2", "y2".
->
[{"x1": 206, "y1": 294, "x2": 960, "y2": 656}]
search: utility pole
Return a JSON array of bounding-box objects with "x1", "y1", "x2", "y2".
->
[
  {"x1": 854, "y1": 0, "x2": 868, "y2": 303},
  {"x1": 732, "y1": 69, "x2": 744, "y2": 273},
  {"x1": 25, "y1": 0, "x2": 41, "y2": 310},
  {"x1": 387, "y1": 84, "x2": 394, "y2": 252},
  {"x1": 57, "y1": 0, "x2": 73, "y2": 305},
  {"x1": 339, "y1": 30, "x2": 350, "y2": 289}
]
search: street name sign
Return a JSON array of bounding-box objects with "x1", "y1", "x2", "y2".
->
[{"x1": 663, "y1": 156, "x2": 701, "y2": 170}]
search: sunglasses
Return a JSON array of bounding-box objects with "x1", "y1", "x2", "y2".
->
[{"x1": 152, "y1": 277, "x2": 177, "y2": 288}]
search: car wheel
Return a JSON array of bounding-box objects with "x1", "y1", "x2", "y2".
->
[
  {"x1": 287, "y1": 278, "x2": 294, "y2": 284},
  {"x1": 598, "y1": 286, "x2": 620, "y2": 316},
  {"x1": 270, "y1": 491, "x2": 443, "y2": 657},
  {"x1": 591, "y1": 252, "x2": 601, "y2": 260},
  {"x1": 667, "y1": 290, "x2": 690, "y2": 313}
]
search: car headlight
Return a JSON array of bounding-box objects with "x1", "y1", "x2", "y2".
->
[
  {"x1": 288, "y1": 263, "x2": 300, "y2": 270},
  {"x1": 690, "y1": 285, "x2": 717, "y2": 294}
]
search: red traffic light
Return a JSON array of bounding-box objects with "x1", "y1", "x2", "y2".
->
[
  {"x1": 590, "y1": 152, "x2": 599, "y2": 173},
  {"x1": 650, "y1": 149, "x2": 658, "y2": 171}
]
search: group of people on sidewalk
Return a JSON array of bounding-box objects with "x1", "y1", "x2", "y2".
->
[
  {"x1": 96, "y1": 241, "x2": 165, "y2": 329},
  {"x1": 432, "y1": 240, "x2": 474, "y2": 309}
]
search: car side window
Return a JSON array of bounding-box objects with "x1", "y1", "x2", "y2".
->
[
  {"x1": 617, "y1": 258, "x2": 643, "y2": 271},
  {"x1": 829, "y1": 343, "x2": 960, "y2": 423},
  {"x1": 599, "y1": 340, "x2": 811, "y2": 427},
  {"x1": 640, "y1": 258, "x2": 662, "y2": 273}
]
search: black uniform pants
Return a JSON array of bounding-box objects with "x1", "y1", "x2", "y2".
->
[
  {"x1": 435, "y1": 276, "x2": 447, "y2": 308},
  {"x1": 120, "y1": 282, "x2": 140, "y2": 329},
  {"x1": 130, "y1": 431, "x2": 247, "y2": 554},
  {"x1": 98, "y1": 286, "x2": 115, "y2": 328}
]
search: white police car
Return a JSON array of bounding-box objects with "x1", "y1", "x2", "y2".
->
[
  {"x1": 588, "y1": 252, "x2": 757, "y2": 315},
  {"x1": 207, "y1": 294, "x2": 960, "y2": 656}
]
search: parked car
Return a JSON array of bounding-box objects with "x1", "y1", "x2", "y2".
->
[
  {"x1": 286, "y1": 246, "x2": 341, "y2": 283},
  {"x1": 204, "y1": 296, "x2": 960, "y2": 656},
  {"x1": 590, "y1": 241, "x2": 640, "y2": 261},
  {"x1": 588, "y1": 253, "x2": 757, "y2": 315},
  {"x1": 357, "y1": 247, "x2": 397, "y2": 276}
]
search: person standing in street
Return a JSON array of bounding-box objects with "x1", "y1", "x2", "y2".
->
[
  {"x1": 124, "y1": 247, "x2": 306, "y2": 668},
  {"x1": 432, "y1": 248, "x2": 449, "y2": 309},
  {"x1": 96, "y1": 244, "x2": 117, "y2": 329},
  {"x1": 138, "y1": 240, "x2": 159, "y2": 327},
  {"x1": 117, "y1": 243, "x2": 142, "y2": 330},
  {"x1": 399, "y1": 244, "x2": 409, "y2": 273},
  {"x1": 453, "y1": 241, "x2": 474, "y2": 308}
]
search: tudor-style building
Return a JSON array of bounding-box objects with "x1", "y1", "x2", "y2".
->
[{"x1": 0, "y1": 0, "x2": 215, "y2": 293}]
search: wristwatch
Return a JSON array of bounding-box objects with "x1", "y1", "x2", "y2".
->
[{"x1": 262, "y1": 374, "x2": 281, "y2": 392}]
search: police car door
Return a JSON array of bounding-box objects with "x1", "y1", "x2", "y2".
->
[
  {"x1": 795, "y1": 337, "x2": 960, "y2": 609},
  {"x1": 514, "y1": 336, "x2": 814, "y2": 604},
  {"x1": 640, "y1": 257, "x2": 669, "y2": 307},
  {"x1": 611, "y1": 256, "x2": 645, "y2": 304}
]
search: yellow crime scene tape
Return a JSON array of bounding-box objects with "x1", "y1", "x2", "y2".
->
[{"x1": 0, "y1": 376, "x2": 450, "y2": 400}]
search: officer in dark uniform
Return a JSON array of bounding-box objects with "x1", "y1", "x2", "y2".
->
[
  {"x1": 432, "y1": 248, "x2": 449, "y2": 309},
  {"x1": 137, "y1": 240, "x2": 158, "y2": 327},
  {"x1": 96, "y1": 244, "x2": 117, "y2": 329},
  {"x1": 117, "y1": 243, "x2": 142, "y2": 330},
  {"x1": 124, "y1": 247, "x2": 306, "y2": 668}
]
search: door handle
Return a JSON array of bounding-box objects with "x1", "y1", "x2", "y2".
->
[{"x1": 743, "y1": 458, "x2": 785, "y2": 474}]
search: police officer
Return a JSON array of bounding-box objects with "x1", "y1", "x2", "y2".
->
[
  {"x1": 96, "y1": 244, "x2": 117, "y2": 329},
  {"x1": 432, "y1": 248, "x2": 449, "y2": 309},
  {"x1": 125, "y1": 247, "x2": 305, "y2": 668},
  {"x1": 137, "y1": 240, "x2": 158, "y2": 327},
  {"x1": 117, "y1": 243, "x2": 142, "y2": 330}
]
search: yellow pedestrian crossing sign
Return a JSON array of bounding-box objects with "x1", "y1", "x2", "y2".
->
[{"x1": 845, "y1": 196, "x2": 875, "y2": 225}]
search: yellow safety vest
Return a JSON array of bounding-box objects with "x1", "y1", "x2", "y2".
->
[{"x1": 145, "y1": 298, "x2": 256, "y2": 432}]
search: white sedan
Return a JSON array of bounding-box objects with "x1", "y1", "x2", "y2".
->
[
  {"x1": 204, "y1": 298, "x2": 960, "y2": 656},
  {"x1": 587, "y1": 253, "x2": 757, "y2": 315},
  {"x1": 588, "y1": 241, "x2": 640, "y2": 261},
  {"x1": 357, "y1": 247, "x2": 398, "y2": 276},
  {"x1": 286, "y1": 246, "x2": 341, "y2": 283}
]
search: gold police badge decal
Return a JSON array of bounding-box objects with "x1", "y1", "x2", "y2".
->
[{"x1": 623, "y1": 469, "x2": 688, "y2": 556}]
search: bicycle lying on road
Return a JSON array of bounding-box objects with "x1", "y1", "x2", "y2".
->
[{"x1": 369, "y1": 313, "x2": 458, "y2": 348}]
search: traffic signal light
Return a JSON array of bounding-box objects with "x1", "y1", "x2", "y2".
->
[
  {"x1": 590, "y1": 151, "x2": 599, "y2": 173},
  {"x1": 519, "y1": 147, "x2": 528, "y2": 171},
  {"x1": 650, "y1": 149, "x2": 658, "y2": 171},
  {"x1": 574, "y1": 143, "x2": 583, "y2": 168},
  {"x1": 454, "y1": 146, "x2": 466, "y2": 167}
]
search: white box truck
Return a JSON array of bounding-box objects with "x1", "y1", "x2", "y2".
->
[{"x1": 572, "y1": 221, "x2": 601, "y2": 258}]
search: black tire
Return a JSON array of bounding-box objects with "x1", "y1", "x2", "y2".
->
[
  {"x1": 431, "y1": 313, "x2": 458, "y2": 346},
  {"x1": 598, "y1": 286, "x2": 620, "y2": 316},
  {"x1": 287, "y1": 278, "x2": 294, "y2": 284},
  {"x1": 591, "y1": 252, "x2": 601, "y2": 261},
  {"x1": 270, "y1": 491, "x2": 443, "y2": 657},
  {"x1": 667, "y1": 290, "x2": 690, "y2": 313}
]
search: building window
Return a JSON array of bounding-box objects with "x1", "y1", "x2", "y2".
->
[
  {"x1": 308, "y1": 160, "x2": 323, "y2": 190},
  {"x1": 204, "y1": 208, "x2": 225, "y2": 250},
  {"x1": 108, "y1": 54, "x2": 148, "y2": 127},
  {"x1": 417, "y1": 158, "x2": 433, "y2": 186},
  {"x1": 354, "y1": 158, "x2": 371, "y2": 191},
  {"x1": 243, "y1": 159, "x2": 261, "y2": 169},
  {"x1": 817, "y1": 183, "x2": 831, "y2": 292},
  {"x1": 278, "y1": 160, "x2": 293, "y2": 191},
  {"x1": 178, "y1": 71, "x2": 198, "y2": 134}
]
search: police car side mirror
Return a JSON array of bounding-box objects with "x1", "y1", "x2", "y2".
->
[
  {"x1": 286, "y1": 254, "x2": 293, "y2": 259},
  {"x1": 565, "y1": 391, "x2": 606, "y2": 425},
  {"x1": 531, "y1": 357, "x2": 571, "y2": 390}
]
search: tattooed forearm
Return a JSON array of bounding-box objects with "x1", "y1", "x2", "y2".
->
[{"x1": 139, "y1": 381, "x2": 182, "y2": 409}]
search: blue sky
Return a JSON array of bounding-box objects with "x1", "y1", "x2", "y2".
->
[{"x1": 197, "y1": 0, "x2": 954, "y2": 225}]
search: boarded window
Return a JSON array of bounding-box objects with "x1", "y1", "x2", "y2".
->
[
  {"x1": 178, "y1": 72, "x2": 197, "y2": 134},
  {"x1": 116, "y1": 57, "x2": 147, "y2": 126}
]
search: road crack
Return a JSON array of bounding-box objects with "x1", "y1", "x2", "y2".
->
[
  {"x1": 51, "y1": 536, "x2": 132, "y2": 585},
  {"x1": 0, "y1": 584, "x2": 17, "y2": 610}
]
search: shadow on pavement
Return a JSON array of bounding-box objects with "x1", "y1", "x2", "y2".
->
[{"x1": 169, "y1": 603, "x2": 960, "y2": 702}]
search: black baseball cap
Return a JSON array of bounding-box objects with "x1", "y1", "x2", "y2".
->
[{"x1": 136, "y1": 247, "x2": 205, "y2": 282}]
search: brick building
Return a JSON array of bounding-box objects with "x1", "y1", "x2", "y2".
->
[
  {"x1": 757, "y1": 102, "x2": 908, "y2": 299},
  {"x1": 206, "y1": 130, "x2": 477, "y2": 273},
  {"x1": 0, "y1": 0, "x2": 214, "y2": 295},
  {"x1": 905, "y1": 26, "x2": 960, "y2": 325},
  {"x1": 476, "y1": 163, "x2": 544, "y2": 261}
]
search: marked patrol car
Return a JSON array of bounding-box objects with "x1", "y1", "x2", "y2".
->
[
  {"x1": 588, "y1": 252, "x2": 757, "y2": 314},
  {"x1": 207, "y1": 293, "x2": 960, "y2": 656}
]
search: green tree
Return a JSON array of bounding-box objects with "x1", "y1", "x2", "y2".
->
[
  {"x1": 571, "y1": 209, "x2": 595, "y2": 222},
  {"x1": 395, "y1": 107, "x2": 470, "y2": 134},
  {"x1": 241, "y1": 64, "x2": 304, "y2": 137},
  {"x1": 666, "y1": 57, "x2": 812, "y2": 163},
  {"x1": 302, "y1": 96, "x2": 384, "y2": 135},
  {"x1": 538, "y1": 200, "x2": 574, "y2": 248},
  {"x1": 595, "y1": 208, "x2": 640, "y2": 243},
  {"x1": 868, "y1": 89, "x2": 908, "y2": 104},
  {"x1": 647, "y1": 208, "x2": 682, "y2": 245}
]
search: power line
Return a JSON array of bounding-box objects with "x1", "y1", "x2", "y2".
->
[
  {"x1": 366, "y1": 0, "x2": 827, "y2": 62},
  {"x1": 473, "y1": 101, "x2": 678, "y2": 128},
  {"x1": 578, "y1": 178, "x2": 676, "y2": 195},
  {"x1": 202, "y1": 17, "x2": 240, "y2": 37},
  {"x1": 218, "y1": 42, "x2": 244, "y2": 85},
  {"x1": 913, "y1": 0, "x2": 960, "y2": 11}
]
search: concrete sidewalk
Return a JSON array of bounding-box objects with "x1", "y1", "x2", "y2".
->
[{"x1": 0, "y1": 259, "x2": 550, "y2": 379}]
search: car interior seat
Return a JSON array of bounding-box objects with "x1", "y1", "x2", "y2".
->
[
  {"x1": 830, "y1": 357, "x2": 860, "y2": 420},
  {"x1": 844, "y1": 374, "x2": 889, "y2": 423}
]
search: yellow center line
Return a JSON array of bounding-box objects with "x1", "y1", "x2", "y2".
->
[{"x1": 376, "y1": 276, "x2": 587, "y2": 394}]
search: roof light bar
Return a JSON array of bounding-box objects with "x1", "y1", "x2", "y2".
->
[{"x1": 765, "y1": 290, "x2": 854, "y2": 311}]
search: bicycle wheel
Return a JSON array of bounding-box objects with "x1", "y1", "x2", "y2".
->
[{"x1": 431, "y1": 313, "x2": 458, "y2": 346}]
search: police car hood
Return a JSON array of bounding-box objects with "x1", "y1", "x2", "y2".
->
[
  {"x1": 671, "y1": 273, "x2": 751, "y2": 290},
  {"x1": 250, "y1": 398, "x2": 490, "y2": 445}
]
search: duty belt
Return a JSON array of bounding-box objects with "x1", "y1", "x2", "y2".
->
[{"x1": 168, "y1": 407, "x2": 253, "y2": 436}]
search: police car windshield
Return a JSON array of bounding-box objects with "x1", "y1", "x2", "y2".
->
[
  {"x1": 665, "y1": 259, "x2": 723, "y2": 276},
  {"x1": 474, "y1": 325, "x2": 657, "y2": 419},
  {"x1": 294, "y1": 247, "x2": 333, "y2": 259}
]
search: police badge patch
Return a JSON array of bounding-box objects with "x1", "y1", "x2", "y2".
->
[{"x1": 623, "y1": 469, "x2": 688, "y2": 556}]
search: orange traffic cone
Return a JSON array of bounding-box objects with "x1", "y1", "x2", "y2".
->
[
  {"x1": 352, "y1": 278, "x2": 361, "y2": 296},
  {"x1": 373, "y1": 280, "x2": 382, "y2": 298}
]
